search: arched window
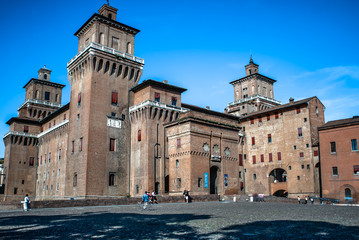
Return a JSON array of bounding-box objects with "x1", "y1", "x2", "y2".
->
[
  {"x1": 99, "y1": 33, "x2": 105, "y2": 45},
  {"x1": 44, "y1": 74, "x2": 47, "y2": 80},
  {"x1": 73, "y1": 173, "x2": 77, "y2": 187},
  {"x1": 108, "y1": 13, "x2": 112, "y2": 19},
  {"x1": 109, "y1": 173, "x2": 115, "y2": 186},
  {"x1": 316, "y1": 106, "x2": 319, "y2": 117},
  {"x1": 176, "y1": 159, "x2": 179, "y2": 168},
  {"x1": 126, "y1": 42, "x2": 131, "y2": 54}
]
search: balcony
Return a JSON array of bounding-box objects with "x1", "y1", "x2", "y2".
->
[
  {"x1": 67, "y1": 42, "x2": 145, "y2": 67},
  {"x1": 227, "y1": 94, "x2": 281, "y2": 107},
  {"x1": 18, "y1": 99, "x2": 62, "y2": 111}
]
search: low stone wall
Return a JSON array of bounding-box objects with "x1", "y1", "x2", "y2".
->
[{"x1": 0, "y1": 194, "x2": 220, "y2": 210}]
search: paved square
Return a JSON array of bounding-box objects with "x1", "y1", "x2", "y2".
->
[{"x1": 0, "y1": 201, "x2": 358, "y2": 239}]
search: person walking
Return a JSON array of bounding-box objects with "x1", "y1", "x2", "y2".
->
[
  {"x1": 297, "y1": 196, "x2": 301, "y2": 204},
  {"x1": 184, "y1": 190, "x2": 189, "y2": 203},
  {"x1": 310, "y1": 197, "x2": 314, "y2": 204},
  {"x1": 142, "y1": 191, "x2": 149, "y2": 209},
  {"x1": 23, "y1": 194, "x2": 30, "y2": 211}
]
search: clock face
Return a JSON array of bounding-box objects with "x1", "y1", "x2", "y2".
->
[
  {"x1": 224, "y1": 147, "x2": 231, "y2": 157},
  {"x1": 213, "y1": 145, "x2": 220, "y2": 154},
  {"x1": 203, "y1": 143, "x2": 210, "y2": 152}
]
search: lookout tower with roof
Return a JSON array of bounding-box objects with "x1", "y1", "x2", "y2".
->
[
  {"x1": 226, "y1": 58, "x2": 281, "y2": 116},
  {"x1": 65, "y1": 4, "x2": 144, "y2": 198}
]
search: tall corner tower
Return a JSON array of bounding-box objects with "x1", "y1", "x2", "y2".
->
[
  {"x1": 65, "y1": 4, "x2": 144, "y2": 198},
  {"x1": 226, "y1": 57, "x2": 281, "y2": 116},
  {"x1": 3, "y1": 67, "x2": 64, "y2": 201}
]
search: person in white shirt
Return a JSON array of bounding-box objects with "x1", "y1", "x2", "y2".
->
[{"x1": 23, "y1": 194, "x2": 30, "y2": 211}]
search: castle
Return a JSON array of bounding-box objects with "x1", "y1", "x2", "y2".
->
[{"x1": 1, "y1": 4, "x2": 325, "y2": 201}]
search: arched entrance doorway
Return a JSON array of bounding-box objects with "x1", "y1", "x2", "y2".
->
[
  {"x1": 210, "y1": 166, "x2": 219, "y2": 194},
  {"x1": 273, "y1": 190, "x2": 288, "y2": 197},
  {"x1": 345, "y1": 188, "x2": 352, "y2": 201},
  {"x1": 269, "y1": 168, "x2": 287, "y2": 182},
  {"x1": 269, "y1": 168, "x2": 288, "y2": 196}
]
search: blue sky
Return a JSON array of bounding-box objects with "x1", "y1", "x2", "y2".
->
[{"x1": 0, "y1": 0, "x2": 358, "y2": 157}]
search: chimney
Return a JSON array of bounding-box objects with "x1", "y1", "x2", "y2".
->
[
  {"x1": 206, "y1": 106, "x2": 210, "y2": 110},
  {"x1": 289, "y1": 97, "x2": 294, "y2": 103},
  {"x1": 163, "y1": 80, "x2": 168, "y2": 84}
]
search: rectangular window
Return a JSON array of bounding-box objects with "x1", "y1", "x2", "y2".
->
[
  {"x1": 49, "y1": 123, "x2": 51, "y2": 128},
  {"x1": 252, "y1": 155, "x2": 256, "y2": 164},
  {"x1": 332, "y1": 167, "x2": 338, "y2": 176},
  {"x1": 177, "y1": 138, "x2": 181, "y2": 148},
  {"x1": 260, "y1": 154, "x2": 264, "y2": 163},
  {"x1": 64, "y1": 114, "x2": 66, "y2": 120},
  {"x1": 275, "y1": 113, "x2": 279, "y2": 119},
  {"x1": 252, "y1": 137, "x2": 255, "y2": 145},
  {"x1": 111, "y1": 92, "x2": 118, "y2": 105},
  {"x1": 268, "y1": 134, "x2": 272, "y2": 143},
  {"x1": 58, "y1": 149, "x2": 62, "y2": 160},
  {"x1": 243, "y1": 154, "x2": 247, "y2": 160},
  {"x1": 138, "y1": 130, "x2": 141, "y2": 141},
  {"x1": 44, "y1": 91, "x2": 50, "y2": 101},
  {"x1": 172, "y1": 97, "x2": 177, "y2": 106},
  {"x1": 330, "y1": 142, "x2": 336, "y2": 153},
  {"x1": 24, "y1": 125, "x2": 29, "y2": 133},
  {"x1": 253, "y1": 174, "x2": 257, "y2": 180},
  {"x1": 239, "y1": 171, "x2": 242, "y2": 179},
  {"x1": 351, "y1": 139, "x2": 358, "y2": 151},
  {"x1": 258, "y1": 117, "x2": 262, "y2": 123},
  {"x1": 314, "y1": 150, "x2": 319, "y2": 156},
  {"x1": 299, "y1": 152, "x2": 304, "y2": 158},
  {"x1": 78, "y1": 93, "x2": 81, "y2": 106},
  {"x1": 267, "y1": 115, "x2": 270, "y2": 121},
  {"x1": 109, "y1": 173, "x2": 115, "y2": 186},
  {"x1": 154, "y1": 92, "x2": 160, "y2": 102},
  {"x1": 298, "y1": 128, "x2": 303, "y2": 137},
  {"x1": 48, "y1": 152, "x2": 51, "y2": 162},
  {"x1": 110, "y1": 138, "x2": 115, "y2": 151},
  {"x1": 277, "y1": 152, "x2": 281, "y2": 161},
  {"x1": 14, "y1": 187, "x2": 18, "y2": 195},
  {"x1": 269, "y1": 153, "x2": 273, "y2": 162},
  {"x1": 239, "y1": 154, "x2": 243, "y2": 166},
  {"x1": 250, "y1": 119, "x2": 254, "y2": 124},
  {"x1": 79, "y1": 138, "x2": 83, "y2": 152},
  {"x1": 53, "y1": 120, "x2": 56, "y2": 126},
  {"x1": 198, "y1": 178, "x2": 203, "y2": 188},
  {"x1": 296, "y1": 107, "x2": 301, "y2": 114},
  {"x1": 71, "y1": 141, "x2": 75, "y2": 153},
  {"x1": 354, "y1": 165, "x2": 359, "y2": 175},
  {"x1": 29, "y1": 157, "x2": 34, "y2": 166}
]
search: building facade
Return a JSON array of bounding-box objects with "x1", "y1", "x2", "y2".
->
[
  {"x1": 319, "y1": 116, "x2": 359, "y2": 203},
  {"x1": 2, "y1": 3, "x2": 327, "y2": 201}
]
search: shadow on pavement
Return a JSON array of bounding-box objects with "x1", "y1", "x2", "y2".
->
[
  {"x1": 0, "y1": 211, "x2": 358, "y2": 239},
  {"x1": 213, "y1": 220, "x2": 359, "y2": 240}
]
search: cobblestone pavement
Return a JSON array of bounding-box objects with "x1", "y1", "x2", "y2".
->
[{"x1": 0, "y1": 201, "x2": 358, "y2": 239}]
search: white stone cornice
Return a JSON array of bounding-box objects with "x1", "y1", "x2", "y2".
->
[
  {"x1": 129, "y1": 100, "x2": 189, "y2": 113},
  {"x1": 4, "y1": 119, "x2": 69, "y2": 140},
  {"x1": 37, "y1": 119, "x2": 69, "y2": 138}
]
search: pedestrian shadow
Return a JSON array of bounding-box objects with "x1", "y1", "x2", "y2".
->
[
  {"x1": 0, "y1": 211, "x2": 211, "y2": 239},
  {"x1": 206, "y1": 220, "x2": 359, "y2": 239}
]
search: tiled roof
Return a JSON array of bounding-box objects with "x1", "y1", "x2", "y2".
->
[{"x1": 319, "y1": 116, "x2": 359, "y2": 130}]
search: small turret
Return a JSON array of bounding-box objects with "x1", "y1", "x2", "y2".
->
[{"x1": 38, "y1": 66, "x2": 51, "y2": 81}]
